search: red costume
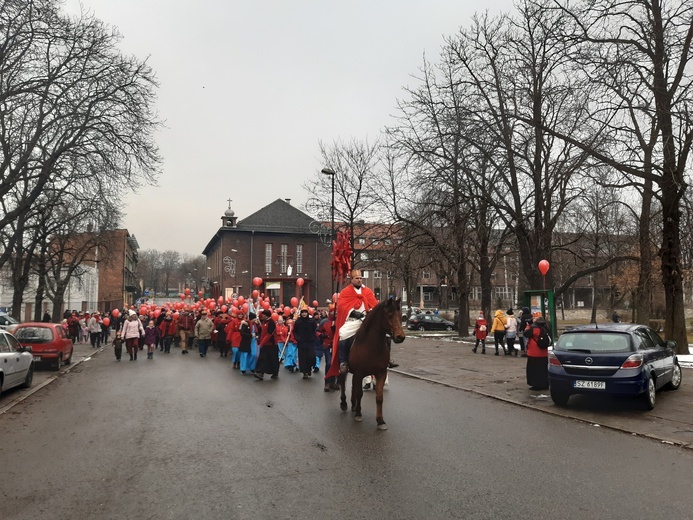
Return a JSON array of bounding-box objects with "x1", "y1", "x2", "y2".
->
[{"x1": 325, "y1": 283, "x2": 378, "y2": 379}]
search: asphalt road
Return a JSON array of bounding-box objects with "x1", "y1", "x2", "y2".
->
[{"x1": 2, "y1": 346, "x2": 693, "y2": 520}]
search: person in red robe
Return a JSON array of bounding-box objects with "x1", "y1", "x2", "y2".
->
[{"x1": 325, "y1": 269, "x2": 379, "y2": 379}]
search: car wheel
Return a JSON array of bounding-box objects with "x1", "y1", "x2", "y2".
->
[
  {"x1": 445, "y1": 325, "x2": 453, "y2": 331},
  {"x1": 53, "y1": 354, "x2": 63, "y2": 372},
  {"x1": 417, "y1": 325, "x2": 425, "y2": 331},
  {"x1": 665, "y1": 363, "x2": 682, "y2": 390},
  {"x1": 64, "y1": 349, "x2": 72, "y2": 365},
  {"x1": 20, "y1": 366, "x2": 33, "y2": 388},
  {"x1": 550, "y1": 390, "x2": 570, "y2": 406},
  {"x1": 643, "y1": 375, "x2": 656, "y2": 410}
]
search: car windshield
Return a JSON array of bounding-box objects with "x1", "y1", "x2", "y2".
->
[
  {"x1": 555, "y1": 332, "x2": 632, "y2": 353},
  {"x1": 14, "y1": 327, "x2": 53, "y2": 343}
]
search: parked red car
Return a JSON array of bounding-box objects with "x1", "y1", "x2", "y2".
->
[{"x1": 12, "y1": 323, "x2": 74, "y2": 371}]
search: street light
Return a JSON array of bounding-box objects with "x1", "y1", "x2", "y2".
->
[{"x1": 321, "y1": 167, "x2": 336, "y2": 296}]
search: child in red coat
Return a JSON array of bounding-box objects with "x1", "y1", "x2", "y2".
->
[{"x1": 472, "y1": 311, "x2": 488, "y2": 354}]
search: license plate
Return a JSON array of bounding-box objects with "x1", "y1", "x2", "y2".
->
[
  {"x1": 574, "y1": 380, "x2": 605, "y2": 389},
  {"x1": 33, "y1": 356, "x2": 41, "y2": 362}
]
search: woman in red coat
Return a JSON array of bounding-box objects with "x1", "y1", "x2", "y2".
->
[
  {"x1": 472, "y1": 311, "x2": 488, "y2": 354},
  {"x1": 523, "y1": 313, "x2": 550, "y2": 390}
]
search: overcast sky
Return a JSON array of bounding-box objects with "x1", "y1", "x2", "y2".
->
[{"x1": 63, "y1": 0, "x2": 514, "y2": 256}]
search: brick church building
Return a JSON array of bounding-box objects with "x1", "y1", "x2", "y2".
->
[{"x1": 202, "y1": 200, "x2": 333, "y2": 308}]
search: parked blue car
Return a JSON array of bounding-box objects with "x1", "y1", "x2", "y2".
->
[{"x1": 548, "y1": 323, "x2": 682, "y2": 409}]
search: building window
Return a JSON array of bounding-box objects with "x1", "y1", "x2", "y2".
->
[
  {"x1": 358, "y1": 238, "x2": 366, "y2": 245},
  {"x1": 280, "y1": 244, "x2": 288, "y2": 273},
  {"x1": 422, "y1": 270, "x2": 431, "y2": 279},
  {"x1": 265, "y1": 243, "x2": 272, "y2": 273},
  {"x1": 296, "y1": 245, "x2": 303, "y2": 273},
  {"x1": 360, "y1": 252, "x2": 369, "y2": 260},
  {"x1": 384, "y1": 239, "x2": 392, "y2": 245},
  {"x1": 362, "y1": 271, "x2": 369, "y2": 279},
  {"x1": 372, "y1": 240, "x2": 379, "y2": 245},
  {"x1": 423, "y1": 292, "x2": 433, "y2": 301},
  {"x1": 373, "y1": 270, "x2": 382, "y2": 279}
]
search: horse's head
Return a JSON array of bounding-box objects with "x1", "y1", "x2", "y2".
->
[{"x1": 384, "y1": 298, "x2": 406, "y2": 344}]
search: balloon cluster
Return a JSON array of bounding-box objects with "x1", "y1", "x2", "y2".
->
[{"x1": 330, "y1": 230, "x2": 352, "y2": 284}]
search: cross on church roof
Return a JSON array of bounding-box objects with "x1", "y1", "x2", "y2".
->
[{"x1": 227, "y1": 198, "x2": 232, "y2": 209}]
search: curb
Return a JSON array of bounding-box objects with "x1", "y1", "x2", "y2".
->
[
  {"x1": 390, "y1": 367, "x2": 693, "y2": 451},
  {"x1": 0, "y1": 345, "x2": 106, "y2": 416}
]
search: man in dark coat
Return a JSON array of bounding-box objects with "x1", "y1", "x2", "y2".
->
[{"x1": 293, "y1": 308, "x2": 317, "y2": 379}]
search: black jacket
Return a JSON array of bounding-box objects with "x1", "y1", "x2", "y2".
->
[{"x1": 293, "y1": 316, "x2": 317, "y2": 345}]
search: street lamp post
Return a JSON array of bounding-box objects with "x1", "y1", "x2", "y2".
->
[{"x1": 321, "y1": 167, "x2": 336, "y2": 297}]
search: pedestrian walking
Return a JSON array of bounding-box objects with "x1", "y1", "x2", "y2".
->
[
  {"x1": 518, "y1": 307, "x2": 532, "y2": 357},
  {"x1": 194, "y1": 310, "x2": 214, "y2": 357},
  {"x1": 214, "y1": 311, "x2": 231, "y2": 357},
  {"x1": 143, "y1": 320, "x2": 160, "y2": 360},
  {"x1": 472, "y1": 311, "x2": 487, "y2": 354},
  {"x1": 121, "y1": 310, "x2": 144, "y2": 361},
  {"x1": 177, "y1": 310, "x2": 194, "y2": 355},
  {"x1": 254, "y1": 310, "x2": 279, "y2": 380},
  {"x1": 490, "y1": 309, "x2": 507, "y2": 355},
  {"x1": 159, "y1": 311, "x2": 177, "y2": 353},
  {"x1": 112, "y1": 331, "x2": 124, "y2": 361},
  {"x1": 505, "y1": 308, "x2": 518, "y2": 357},
  {"x1": 293, "y1": 308, "x2": 317, "y2": 379},
  {"x1": 88, "y1": 312, "x2": 102, "y2": 348}
]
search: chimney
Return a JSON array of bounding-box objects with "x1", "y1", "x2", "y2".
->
[{"x1": 285, "y1": 199, "x2": 291, "y2": 205}]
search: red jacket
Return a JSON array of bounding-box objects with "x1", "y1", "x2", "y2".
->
[
  {"x1": 259, "y1": 319, "x2": 276, "y2": 347},
  {"x1": 275, "y1": 323, "x2": 288, "y2": 344},
  {"x1": 226, "y1": 317, "x2": 242, "y2": 347},
  {"x1": 474, "y1": 317, "x2": 488, "y2": 340},
  {"x1": 524, "y1": 322, "x2": 549, "y2": 358},
  {"x1": 318, "y1": 319, "x2": 334, "y2": 347}
]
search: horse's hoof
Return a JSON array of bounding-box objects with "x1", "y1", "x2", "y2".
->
[
  {"x1": 340, "y1": 402, "x2": 348, "y2": 412},
  {"x1": 354, "y1": 415, "x2": 363, "y2": 422},
  {"x1": 377, "y1": 423, "x2": 388, "y2": 431}
]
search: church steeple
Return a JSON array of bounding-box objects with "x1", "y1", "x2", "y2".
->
[{"x1": 222, "y1": 199, "x2": 237, "y2": 227}]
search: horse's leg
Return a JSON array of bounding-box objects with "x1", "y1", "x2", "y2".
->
[
  {"x1": 375, "y1": 370, "x2": 387, "y2": 430},
  {"x1": 339, "y1": 373, "x2": 348, "y2": 412},
  {"x1": 352, "y1": 372, "x2": 364, "y2": 421}
]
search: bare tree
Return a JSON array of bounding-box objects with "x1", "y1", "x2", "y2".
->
[
  {"x1": 0, "y1": 0, "x2": 161, "y2": 264},
  {"x1": 519, "y1": 0, "x2": 693, "y2": 351},
  {"x1": 304, "y1": 138, "x2": 382, "y2": 271}
]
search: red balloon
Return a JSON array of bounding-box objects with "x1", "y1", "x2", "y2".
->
[
  {"x1": 198, "y1": 290, "x2": 204, "y2": 298},
  {"x1": 283, "y1": 307, "x2": 291, "y2": 316},
  {"x1": 217, "y1": 296, "x2": 224, "y2": 305},
  {"x1": 253, "y1": 277, "x2": 263, "y2": 287},
  {"x1": 102, "y1": 317, "x2": 111, "y2": 327},
  {"x1": 184, "y1": 288, "x2": 191, "y2": 295},
  {"x1": 237, "y1": 295, "x2": 245, "y2": 305},
  {"x1": 208, "y1": 302, "x2": 216, "y2": 310},
  {"x1": 538, "y1": 259, "x2": 550, "y2": 276},
  {"x1": 179, "y1": 294, "x2": 185, "y2": 300},
  {"x1": 242, "y1": 303, "x2": 249, "y2": 313},
  {"x1": 271, "y1": 312, "x2": 279, "y2": 322},
  {"x1": 111, "y1": 309, "x2": 120, "y2": 318},
  {"x1": 221, "y1": 305, "x2": 228, "y2": 313},
  {"x1": 290, "y1": 297, "x2": 298, "y2": 307},
  {"x1": 296, "y1": 277, "x2": 304, "y2": 287},
  {"x1": 262, "y1": 300, "x2": 270, "y2": 310},
  {"x1": 154, "y1": 309, "x2": 161, "y2": 318},
  {"x1": 312, "y1": 300, "x2": 319, "y2": 308},
  {"x1": 252, "y1": 290, "x2": 259, "y2": 299},
  {"x1": 139, "y1": 306, "x2": 148, "y2": 315},
  {"x1": 173, "y1": 312, "x2": 180, "y2": 319}
]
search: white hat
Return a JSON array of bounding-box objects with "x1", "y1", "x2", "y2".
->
[{"x1": 128, "y1": 310, "x2": 136, "y2": 316}]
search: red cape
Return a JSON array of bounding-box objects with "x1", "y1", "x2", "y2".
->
[{"x1": 325, "y1": 283, "x2": 379, "y2": 379}]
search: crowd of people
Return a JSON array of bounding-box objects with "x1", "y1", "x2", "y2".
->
[
  {"x1": 58, "y1": 299, "x2": 341, "y2": 391},
  {"x1": 472, "y1": 307, "x2": 552, "y2": 391}
]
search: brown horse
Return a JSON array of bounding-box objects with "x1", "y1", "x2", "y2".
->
[{"x1": 338, "y1": 297, "x2": 406, "y2": 430}]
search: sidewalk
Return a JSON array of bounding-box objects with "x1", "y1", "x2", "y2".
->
[
  {"x1": 389, "y1": 335, "x2": 693, "y2": 450},
  {"x1": 0, "y1": 340, "x2": 105, "y2": 416}
]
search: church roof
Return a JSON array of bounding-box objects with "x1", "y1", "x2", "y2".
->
[{"x1": 235, "y1": 199, "x2": 316, "y2": 234}]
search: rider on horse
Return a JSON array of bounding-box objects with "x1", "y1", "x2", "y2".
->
[{"x1": 325, "y1": 269, "x2": 398, "y2": 380}]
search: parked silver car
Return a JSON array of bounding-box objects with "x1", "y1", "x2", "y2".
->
[
  {"x1": 0, "y1": 329, "x2": 34, "y2": 397},
  {"x1": 0, "y1": 312, "x2": 19, "y2": 331}
]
